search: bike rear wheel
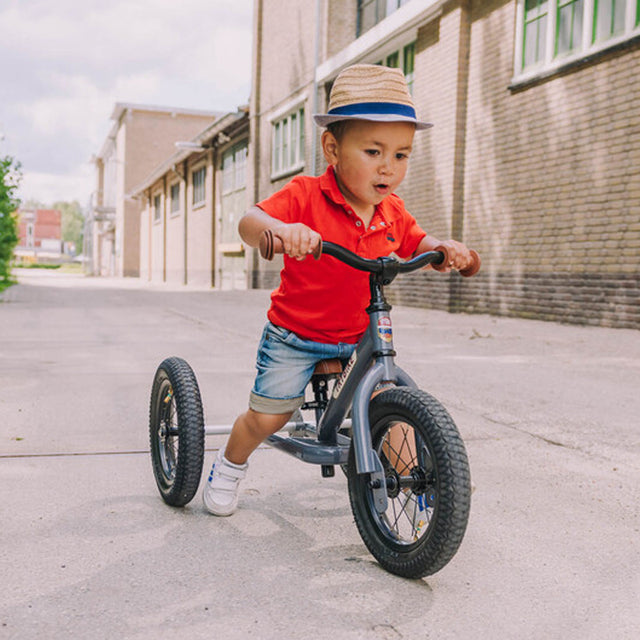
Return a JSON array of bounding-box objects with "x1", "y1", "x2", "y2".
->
[
  {"x1": 149, "y1": 357, "x2": 205, "y2": 506},
  {"x1": 347, "y1": 387, "x2": 471, "y2": 578}
]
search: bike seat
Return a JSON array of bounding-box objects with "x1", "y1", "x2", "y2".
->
[{"x1": 313, "y1": 359, "x2": 343, "y2": 375}]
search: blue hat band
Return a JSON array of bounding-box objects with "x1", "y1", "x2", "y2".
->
[{"x1": 327, "y1": 102, "x2": 417, "y2": 120}]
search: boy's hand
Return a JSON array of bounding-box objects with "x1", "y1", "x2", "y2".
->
[
  {"x1": 273, "y1": 223, "x2": 322, "y2": 261},
  {"x1": 433, "y1": 239, "x2": 474, "y2": 273}
]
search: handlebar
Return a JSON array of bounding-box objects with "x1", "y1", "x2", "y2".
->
[{"x1": 259, "y1": 228, "x2": 481, "y2": 278}]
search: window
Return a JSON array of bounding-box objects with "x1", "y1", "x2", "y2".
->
[
  {"x1": 593, "y1": 0, "x2": 627, "y2": 40},
  {"x1": 272, "y1": 108, "x2": 305, "y2": 178},
  {"x1": 373, "y1": 42, "x2": 416, "y2": 94},
  {"x1": 170, "y1": 183, "x2": 180, "y2": 215},
  {"x1": 357, "y1": 0, "x2": 412, "y2": 37},
  {"x1": 523, "y1": 0, "x2": 549, "y2": 67},
  {"x1": 192, "y1": 166, "x2": 206, "y2": 207},
  {"x1": 556, "y1": 0, "x2": 584, "y2": 55},
  {"x1": 403, "y1": 42, "x2": 416, "y2": 94},
  {"x1": 516, "y1": 0, "x2": 639, "y2": 76},
  {"x1": 222, "y1": 142, "x2": 248, "y2": 194},
  {"x1": 153, "y1": 194, "x2": 161, "y2": 222}
]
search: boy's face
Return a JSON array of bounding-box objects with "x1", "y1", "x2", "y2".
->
[{"x1": 322, "y1": 120, "x2": 415, "y2": 217}]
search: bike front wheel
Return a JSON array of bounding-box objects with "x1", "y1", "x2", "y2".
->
[
  {"x1": 149, "y1": 357, "x2": 205, "y2": 506},
  {"x1": 347, "y1": 387, "x2": 471, "y2": 578}
]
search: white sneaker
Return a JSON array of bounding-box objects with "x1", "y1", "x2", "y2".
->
[{"x1": 202, "y1": 449, "x2": 248, "y2": 516}]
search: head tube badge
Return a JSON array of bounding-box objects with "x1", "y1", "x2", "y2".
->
[{"x1": 377, "y1": 317, "x2": 393, "y2": 343}]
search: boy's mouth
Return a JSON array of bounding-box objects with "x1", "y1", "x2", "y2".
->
[{"x1": 374, "y1": 183, "x2": 390, "y2": 194}]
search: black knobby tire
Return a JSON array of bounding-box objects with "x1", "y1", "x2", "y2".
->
[
  {"x1": 347, "y1": 387, "x2": 471, "y2": 578},
  {"x1": 149, "y1": 357, "x2": 205, "y2": 506}
]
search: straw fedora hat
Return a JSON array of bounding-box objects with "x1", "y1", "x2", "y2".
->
[{"x1": 313, "y1": 64, "x2": 432, "y2": 130}]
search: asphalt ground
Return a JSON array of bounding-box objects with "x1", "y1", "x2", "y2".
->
[{"x1": 1, "y1": 268, "x2": 639, "y2": 640}]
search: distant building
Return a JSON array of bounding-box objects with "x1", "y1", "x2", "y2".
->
[
  {"x1": 129, "y1": 107, "x2": 250, "y2": 289},
  {"x1": 15, "y1": 209, "x2": 62, "y2": 261},
  {"x1": 87, "y1": 103, "x2": 221, "y2": 277}
]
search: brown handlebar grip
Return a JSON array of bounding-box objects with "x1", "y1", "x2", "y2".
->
[
  {"x1": 258, "y1": 228, "x2": 322, "y2": 261},
  {"x1": 459, "y1": 249, "x2": 481, "y2": 277},
  {"x1": 433, "y1": 245, "x2": 481, "y2": 277}
]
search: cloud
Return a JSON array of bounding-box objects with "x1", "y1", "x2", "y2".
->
[
  {"x1": 19, "y1": 165, "x2": 95, "y2": 207},
  {"x1": 0, "y1": 0, "x2": 253, "y2": 206}
]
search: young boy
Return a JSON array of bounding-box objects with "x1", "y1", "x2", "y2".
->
[{"x1": 203, "y1": 64, "x2": 473, "y2": 516}]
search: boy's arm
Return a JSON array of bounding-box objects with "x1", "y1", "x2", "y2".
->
[
  {"x1": 413, "y1": 234, "x2": 473, "y2": 272},
  {"x1": 239, "y1": 206, "x2": 321, "y2": 260}
]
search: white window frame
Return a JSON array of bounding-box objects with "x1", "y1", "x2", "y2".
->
[
  {"x1": 169, "y1": 182, "x2": 181, "y2": 216},
  {"x1": 222, "y1": 141, "x2": 249, "y2": 195},
  {"x1": 192, "y1": 165, "x2": 206, "y2": 208},
  {"x1": 513, "y1": 0, "x2": 640, "y2": 84},
  {"x1": 271, "y1": 107, "x2": 305, "y2": 180}
]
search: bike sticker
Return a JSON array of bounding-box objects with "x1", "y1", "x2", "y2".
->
[
  {"x1": 332, "y1": 351, "x2": 357, "y2": 399},
  {"x1": 377, "y1": 317, "x2": 393, "y2": 343}
]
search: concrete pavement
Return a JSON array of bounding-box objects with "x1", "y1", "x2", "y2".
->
[{"x1": 1, "y1": 268, "x2": 639, "y2": 639}]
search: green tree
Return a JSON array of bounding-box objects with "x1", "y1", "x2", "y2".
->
[
  {"x1": 0, "y1": 155, "x2": 21, "y2": 283},
  {"x1": 53, "y1": 200, "x2": 84, "y2": 254}
]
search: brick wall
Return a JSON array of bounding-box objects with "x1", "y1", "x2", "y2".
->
[
  {"x1": 250, "y1": 0, "x2": 640, "y2": 329},
  {"x1": 460, "y1": 0, "x2": 640, "y2": 328},
  {"x1": 388, "y1": 0, "x2": 640, "y2": 329}
]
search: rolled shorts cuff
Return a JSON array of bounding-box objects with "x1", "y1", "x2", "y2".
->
[{"x1": 249, "y1": 391, "x2": 305, "y2": 414}]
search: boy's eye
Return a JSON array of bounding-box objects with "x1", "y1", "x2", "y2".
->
[
  {"x1": 396, "y1": 153, "x2": 409, "y2": 160},
  {"x1": 365, "y1": 149, "x2": 379, "y2": 156}
]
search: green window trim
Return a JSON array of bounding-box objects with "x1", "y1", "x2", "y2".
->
[
  {"x1": 556, "y1": 0, "x2": 584, "y2": 56},
  {"x1": 519, "y1": 0, "x2": 639, "y2": 73},
  {"x1": 593, "y1": 0, "x2": 627, "y2": 42}
]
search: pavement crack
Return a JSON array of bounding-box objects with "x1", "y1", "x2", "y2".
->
[{"x1": 0, "y1": 449, "x2": 149, "y2": 459}]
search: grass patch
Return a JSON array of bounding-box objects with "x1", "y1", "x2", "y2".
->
[
  {"x1": 16, "y1": 262, "x2": 61, "y2": 269},
  {"x1": 0, "y1": 278, "x2": 16, "y2": 293},
  {"x1": 58, "y1": 262, "x2": 84, "y2": 274}
]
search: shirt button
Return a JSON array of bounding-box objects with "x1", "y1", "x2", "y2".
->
[
  {"x1": 380, "y1": 222, "x2": 386, "y2": 227},
  {"x1": 370, "y1": 225, "x2": 376, "y2": 230},
  {"x1": 355, "y1": 221, "x2": 362, "y2": 227}
]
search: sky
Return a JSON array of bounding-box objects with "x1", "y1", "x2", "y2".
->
[{"x1": 0, "y1": 0, "x2": 253, "y2": 208}]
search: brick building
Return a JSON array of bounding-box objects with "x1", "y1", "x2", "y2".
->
[
  {"x1": 130, "y1": 108, "x2": 250, "y2": 289},
  {"x1": 88, "y1": 103, "x2": 220, "y2": 277},
  {"x1": 247, "y1": 0, "x2": 640, "y2": 328}
]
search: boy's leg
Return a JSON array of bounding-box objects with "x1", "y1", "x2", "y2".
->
[
  {"x1": 224, "y1": 409, "x2": 293, "y2": 465},
  {"x1": 203, "y1": 409, "x2": 293, "y2": 516}
]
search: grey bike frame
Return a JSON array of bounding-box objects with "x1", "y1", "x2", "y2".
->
[
  {"x1": 317, "y1": 307, "x2": 417, "y2": 475},
  {"x1": 264, "y1": 302, "x2": 416, "y2": 512}
]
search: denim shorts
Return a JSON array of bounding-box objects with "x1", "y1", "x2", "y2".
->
[{"x1": 249, "y1": 322, "x2": 356, "y2": 414}]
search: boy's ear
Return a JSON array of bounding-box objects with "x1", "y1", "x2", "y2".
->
[{"x1": 321, "y1": 130, "x2": 339, "y2": 165}]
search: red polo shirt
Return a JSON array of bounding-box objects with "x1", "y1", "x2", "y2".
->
[{"x1": 257, "y1": 165, "x2": 426, "y2": 344}]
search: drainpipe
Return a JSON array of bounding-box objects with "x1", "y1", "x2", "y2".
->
[
  {"x1": 311, "y1": 0, "x2": 322, "y2": 176},
  {"x1": 250, "y1": 0, "x2": 263, "y2": 287},
  {"x1": 162, "y1": 175, "x2": 167, "y2": 282},
  {"x1": 209, "y1": 146, "x2": 216, "y2": 288},
  {"x1": 183, "y1": 159, "x2": 188, "y2": 285},
  {"x1": 449, "y1": 0, "x2": 471, "y2": 312},
  {"x1": 147, "y1": 188, "x2": 152, "y2": 281}
]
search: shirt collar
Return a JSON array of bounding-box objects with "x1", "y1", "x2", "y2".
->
[{"x1": 319, "y1": 165, "x2": 397, "y2": 227}]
